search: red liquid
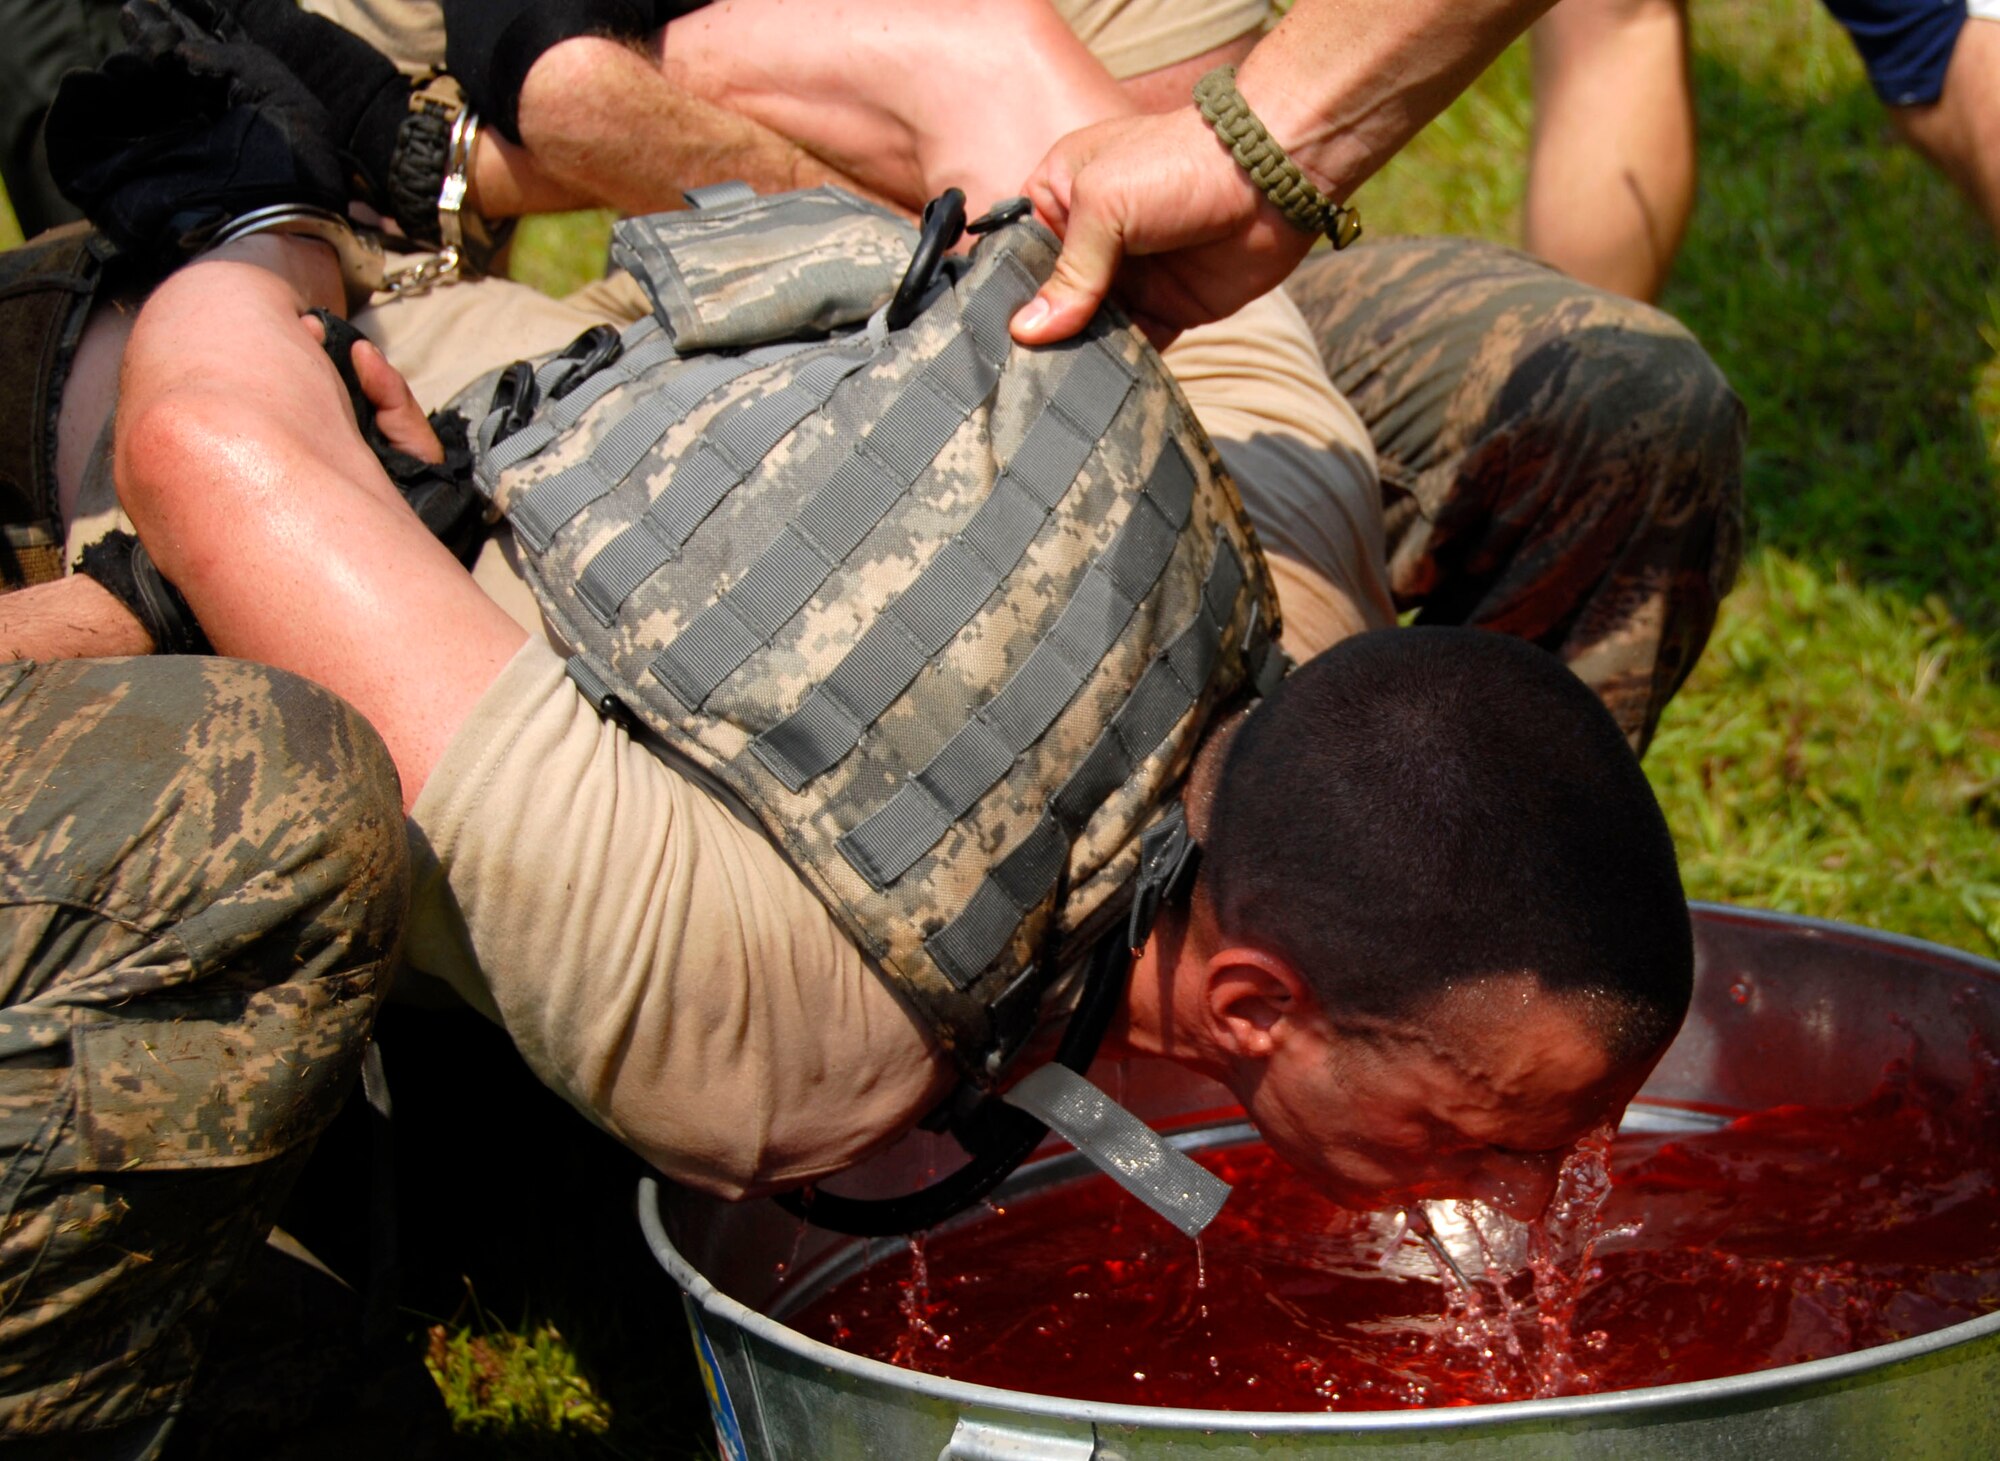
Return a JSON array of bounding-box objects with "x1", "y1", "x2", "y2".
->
[{"x1": 789, "y1": 1047, "x2": 2000, "y2": 1409}]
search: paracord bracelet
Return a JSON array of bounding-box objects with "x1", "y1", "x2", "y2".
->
[
  {"x1": 382, "y1": 72, "x2": 510, "y2": 296},
  {"x1": 1193, "y1": 65, "x2": 1361, "y2": 248},
  {"x1": 387, "y1": 72, "x2": 458, "y2": 246}
]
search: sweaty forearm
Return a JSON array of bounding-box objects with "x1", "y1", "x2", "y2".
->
[
  {"x1": 514, "y1": 35, "x2": 879, "y2": 214},
  {"x1": 1239, "y1": 0, "x2": 1555, "y2": 199},
  {"x1": 116, "y1": 237, "x2": 525, "y2": 806}
]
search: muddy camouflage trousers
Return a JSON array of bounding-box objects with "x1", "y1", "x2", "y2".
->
[
  {"x1": 1287, "y1": 236, "x2": 1746, "y2": 751},
  {"x1": 0, "y1": 657, "x2": 408, "y2": 1457}
]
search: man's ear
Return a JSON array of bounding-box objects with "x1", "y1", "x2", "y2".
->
[{"x1": 1203, "y1": 945, "x2": 1315, "y2": 1061}]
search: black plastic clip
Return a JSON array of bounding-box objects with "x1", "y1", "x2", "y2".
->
[
  {"x1": 1127, "y1": 802, "x2": 1203, "y2": 953},
  {"x1": 885, "y1": 187, "x2": 967, "y2": 330},
  {"x1": 486, "y1": 360, "x2": 539, "y2": 447},
  {"x1": 546, "y1": 323, "x2": 623, "y2": 402},
  {"x1": 966, "y1": 196, "x2": 1033, "y2": 235}
]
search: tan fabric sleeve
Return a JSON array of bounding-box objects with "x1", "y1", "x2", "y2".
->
[
  {"x1": 1162, "y1": 289, "x2": 1397, "y2": 660},
  {"x1": 1048, "y1": 0, "x2": 1274, "y2": 78},
  {"x1": 407, "y1": 635, "x2": 950, "y2": 1198},
  {"x1": 299, "y1": 0, "x2": 444, "y2": 74},
  {"x1": 353, "y1": 274, "x2": 607, "y2": 414}
]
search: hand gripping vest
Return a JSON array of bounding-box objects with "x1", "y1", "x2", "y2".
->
[{"x1": 455, "y1": 185, "x2": 1281, "y2": 1087}]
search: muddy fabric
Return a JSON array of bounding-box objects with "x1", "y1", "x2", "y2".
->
[
  {"x1": 1285, "y1": 236, "x2": 1746, "y2": 751},
  {"x1": 0, "y1": 224, "x2": 121, "y2": 591},
  {"x1": 0, "y1": 657, "x2": 408, "y2": 1453}
]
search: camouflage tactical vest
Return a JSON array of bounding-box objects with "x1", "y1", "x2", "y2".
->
[{"x1": 454, "y1": 186, "x2": 1281, "y2": 1080}]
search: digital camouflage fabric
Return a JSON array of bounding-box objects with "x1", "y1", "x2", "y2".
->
[
  {"x1": 459, "y1": 188, "x2": 1281, "y2": 1078},
  {"x1": 0, "y1": 656, "x2": 407, "y2": 1453},
  {"x1": 1285, "y1": 235, "x2": 1746, "y2": 753}
]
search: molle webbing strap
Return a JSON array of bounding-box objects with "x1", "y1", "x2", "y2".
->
[
  {"x1": 743, "y1": 322, "x2": 1117, "y2": 790},
  {"x1": 925, "y1": 530, "x2": 1248, "y2": 990},
  {"x1": 1000, "y1": 1063, "x2": 1232, "y2": 1238},
  {"x1": 836, "y1": 433, "x2": 1191, "y2": 893},
  {"x1": 648, "y1": 257, "x2": 1037, "y2": 711},
  {"x1": 681, "y1": 180, "x2": 759, "y2": 210},
  {"x1": 505, "y1": 336, "x2": 815, "y2": 555},
  {"x1": 565, "y1": 652, "x2": 624, "y2": 717},
  {"x1": 575, "y1": 341, "x2": 874, "y2": 625},
  {"x1": 479, "y1": 317, "x2": 671, "y2": 490}
]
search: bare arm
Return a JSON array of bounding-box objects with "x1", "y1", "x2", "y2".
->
[
  {"x1": 493, "y1": 34, "x2": 886, "y2": 216},
  {"x1": 480, "y1": 0, "x2": 1134, "y2": 221},
  {"x1": 653, "y1": 0, "x2": 1130, "y2": 215},
  {"x1": 1011, "y1": 0, "x2": 1557, "y2": 345},
  {"x1": 0, "y1": 577, "x2": 154, "y2": 661},
  {"x1": 115, "y1": 236, "x2": 525, "y2": 808}
]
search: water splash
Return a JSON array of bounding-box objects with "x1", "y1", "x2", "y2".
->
[
  {"x1": 797, "y1": 1024, "x2": 2000, "y2": 1411},
  {"x1": 892, "y1": 1233, "x2": 950, "y2": 1368}
]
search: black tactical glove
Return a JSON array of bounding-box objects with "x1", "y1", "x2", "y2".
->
[
  {"x1": 45, "y1": 0, "x2": 346, "y2": 270},
  {"x1": 76, "y1": 531, "x2": 210, "y2": 656},
  {"x1": 200, "y1": 0, "x2": 427, "y2": 236}
]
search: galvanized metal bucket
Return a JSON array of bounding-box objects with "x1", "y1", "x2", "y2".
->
[{"x1": 640, "y1": 906, "x2": 2000, "y2": 1459}]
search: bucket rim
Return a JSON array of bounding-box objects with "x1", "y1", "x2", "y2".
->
[{"x1": 638, "y1": 902, "x2": 2000, "y2": 1432}]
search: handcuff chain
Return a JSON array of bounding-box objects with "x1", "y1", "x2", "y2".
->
[{"x1": 381, "y1": 247, "x2": 462, "y2": 298}]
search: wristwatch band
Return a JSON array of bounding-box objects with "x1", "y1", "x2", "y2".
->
[{"x1": 1193, "y1": 65, "x2": 1361, "y2": 248}]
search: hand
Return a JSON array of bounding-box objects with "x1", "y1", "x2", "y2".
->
[
  {"x1": 209, "y1": 0, "x2": 416, "y2": 227},
  {"x1": 44, "y1": 0, "x2": 345, "y2": 269},
  {"x1": 300, "y1": 312, "x2": 442, "y2": 464},
  {"x1": 300, "y1": 307, "x2": 484, "y2": 564},
  {"x1": 1009, "y1": 107, "x2": 1319, "y2": 350}
]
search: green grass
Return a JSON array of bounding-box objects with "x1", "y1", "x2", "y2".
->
[
  {"x1": 1363, "y1": 0, "x2": 2000, "y2": 958},
  {"x1": 509, "y1": 210, "x2": 618, "y2": 299}
]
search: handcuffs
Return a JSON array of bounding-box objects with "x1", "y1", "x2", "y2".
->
[{"x1": 206, "y1": 70, "x2": 504, "y2": 306}]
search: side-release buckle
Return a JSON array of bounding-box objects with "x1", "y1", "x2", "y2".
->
[
  {"x1": 1127, "y1": 802, "x2": 1203, "y2": 954},
  {"x1": 885, "y1": 188, "x2": 967, "y2": 330}
]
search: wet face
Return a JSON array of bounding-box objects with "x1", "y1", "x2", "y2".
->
[{"x1": 1234, "y1": 975, "x2": 1654, "y2": 1220}]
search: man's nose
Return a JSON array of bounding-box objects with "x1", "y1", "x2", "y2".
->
[{"x1": 1460, "y1": 1149, "x2": 1567, "y2": 1221}]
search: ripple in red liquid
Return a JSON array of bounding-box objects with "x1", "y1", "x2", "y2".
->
[{"x1": 788, "y1": 1053, "x2": 2000, "y2": 1410}]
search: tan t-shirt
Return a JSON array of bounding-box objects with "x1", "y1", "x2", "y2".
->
[
  {"x1": 408, "y1": 633, "x2": 952, "y2": 1198},
  {"x1": 356, "y1": 265, "x2": 1387, "y2": 1198},
  {"x1": 1047, "y1": 0, "x2": 1274, "y2": 79},
  {"x1": 310, "y1": 0, "x2": 1279, "y2": 80}
]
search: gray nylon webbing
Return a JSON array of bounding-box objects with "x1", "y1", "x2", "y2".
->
[
  {"x1": 925, "y1": 531, "x2": 1246, "y2": 990},
  {"x1": 480, "y1": 319, "x2": 673, "y2": 485},
  {"x1": 507, "y1": 338, "x2": 816, "y2": 555},
  {"x1": 650, "y1": 260, "x2": 1036, "y2": 712},
  {"x1": 682, "y1": 180, "x2": 759, "y2": 210},
  {"x1": 574, "y1": 343, "x2": 874, "y2": 624},
  {"x1": 509, "y1": 348, "x2": 736, "y2": 551},
  {"x1": 563, "y1": 653, "x2": 622, "y2": 715},
  {"x1": 1001, "y1": 1064, "x2": 1232, "y2": 1238},
  {"x1": 837, "y1": 434, "x2": 1192, "y2": 892},
  {"x1": 748, "y1": 346, "x2": 1141, "y2": 794}
]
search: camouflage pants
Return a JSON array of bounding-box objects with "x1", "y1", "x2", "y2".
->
[
  {"x1": 1286, "y1": 236, "x2": 1746, "y2": 750},
  {"x1": 0, "y1": 657, "x2": 409, "y2": 1458}
]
